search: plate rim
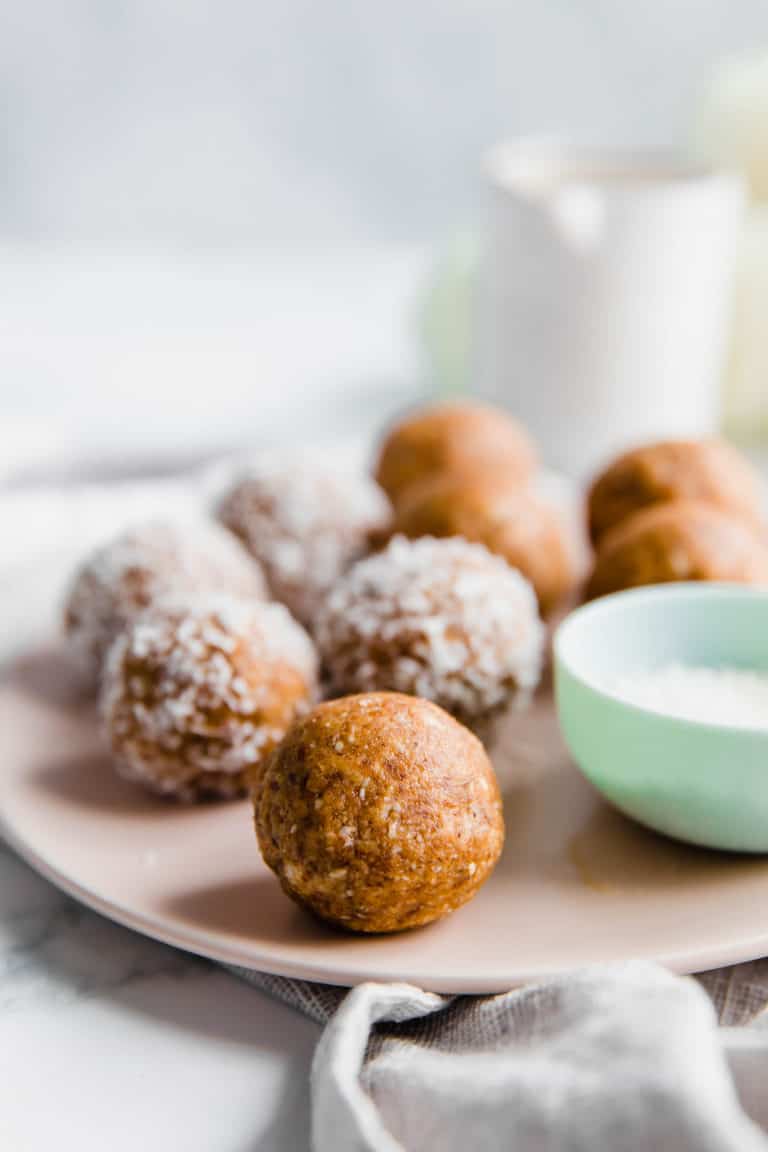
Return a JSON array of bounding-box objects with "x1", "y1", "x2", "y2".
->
[{"x1": 5, "y1": 800, "x2": 768, "y2": 993}]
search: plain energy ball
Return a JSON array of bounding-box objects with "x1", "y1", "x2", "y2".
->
[
  {"x1": 392, "y1": 470, "x2": 574, "y2": 615},
  {"x1": 586, "y1": 500, "x2": 768, "y2": 601},
  {"x1": 63, "y1": 520, "x2": 267, "y2": 686},
  {"x1": 374, "y1": 400, "x2": 537, "y2": 509},
  {"x1": 255, "y1": 692, "x2": 505, "y2": 932},
  {"x1": 316, "y1": 535, "x2": 544, "y2": 721},
  {"x1": 217, "y1": 454, "x2": 390, "y2": 628},
  {"x1": 101, "y1": 596, "x2": 318, "y2": 801},
  {"x1": 587, "y1": 438, "x2": 762, "y2": 547}
]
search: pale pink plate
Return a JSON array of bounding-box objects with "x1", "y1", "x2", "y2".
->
[{"x1": 4, "y1": 640, "x2": 768, "y2": 992}]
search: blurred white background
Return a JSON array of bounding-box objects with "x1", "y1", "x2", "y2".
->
[
  {"x1": 6, "y1": 1, "x2": 768, "y2": 247},
  {"x1": 3, "y1": 1, "x2": 768, "y2": 471}
]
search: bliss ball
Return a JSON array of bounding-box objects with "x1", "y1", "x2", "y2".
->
[
  {"x1": 256, "y1": 692, "x2": 504, "y2": 933},
  {"x1": 316, "y1": 535, "x2": 544, "y2": 721},
  {"x1": 101, "y1": 596, "x2": 318, "y2": 801},
  {"x1": 217, "y1": 455, "x2": 390, "y2": 628},
  {"x1": 586, "y1": 500, "x2": 768, "y2": 601},
  {"x1": 63, "y1": 521, "x2": 267, "y2": 686},
  {"x1": 587, "y1": 438, "x2": 762, "y2": 547},
  {"x1": 392, "y1": 471, "x2": 574, "y2": 616},
  {"x1": 374, "y1": 400, "x2": 537, "y2": 509}
]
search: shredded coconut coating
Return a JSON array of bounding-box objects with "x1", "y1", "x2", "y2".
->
[
  {"x1": 64, "y1": 520, "x2": 267, "y2": 686},
  {"x1": 316, "y1": 535, "x2": 545, "y2": 721},
  {"x1": 256, "y1": 692, "x2": 504, "y2": 932},
  {"x1": 217, "y1": 453, "x2": 391, "y2": 627},
  {"x1": 101, "y1": 595, "x2": 318, "y2": 802}
]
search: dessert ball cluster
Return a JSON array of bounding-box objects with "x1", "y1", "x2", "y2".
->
[
  {"x1": 102, "y1": 596, "x2": 317, "y2": 801},
  {"x1": 255, "y1": 692, "x2": 504, "y2": 932},
  {"x1": 59, "y1": 400, "x2": 768, "y2": 936},
  {"x1": 317, "y1": 535, "x2": 544, "y2": 722},
  {"x1": 217, "y1": 454, "x2": 390, "y2": 627},
  {"x1": 64, "y1": 521, "x2": 265, "y2": 684}
]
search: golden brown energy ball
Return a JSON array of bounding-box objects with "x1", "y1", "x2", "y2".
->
[
  {"x1": 392, "y1": 471, "x2": 574, "y2": 615},
  {"x1": 64, "y1": 521, "x2": 266, "y2": 686},
  {"x1": 317, "y1": 535, "x2": 544, "y2": 721},
  {"x1": 587, "y1": 439, "x2": 762, "y2": 547},
  {"x1": 256, "y1": 692, "x2": 504, "y2": 933},
  {"x1": 374, "y1": 400, "x2": 537, "y2": 509},
  {"x1": 217, "y1": 454, "x2": 390, "y2": 628},
  {"x1": 586, "y1": 500, "x2": 768, "y2": 601},
  {"x1": 101, "y1": 596, "x2": 318, "y2": 801}
]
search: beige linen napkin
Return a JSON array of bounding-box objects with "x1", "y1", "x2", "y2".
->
[{"x1": 234, "y1": 963, "x2": 768, "y2": 1152}]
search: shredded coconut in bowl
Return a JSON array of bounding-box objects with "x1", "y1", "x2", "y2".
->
[
  {"x1": 216, "y1": 452, "x2": 391, "y2": 628},
  {"x1": 101, "y1": 594, "x2": 318, "y2": 802},
  {"x1": 611, "y1": 663, "x2": 768, "y2": 728},
  {"x1": 63, "y1": 520, "x2": 267, "y2": 686},
  {"x1": 316, "y1": 535, "x2": 545, "y2": 722}
]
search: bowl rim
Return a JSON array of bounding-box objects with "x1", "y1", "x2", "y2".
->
[{"x1": 553, "y1": 583, "x2": 768, "y2": 737}]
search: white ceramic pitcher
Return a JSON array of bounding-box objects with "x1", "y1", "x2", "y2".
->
[{"x1": 475, "y1": 139, "x2": 744, "y2": 479}]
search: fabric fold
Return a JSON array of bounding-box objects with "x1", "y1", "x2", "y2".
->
[{"x1": 302, "y1": 964, "x2": 768, "y2": 1152}]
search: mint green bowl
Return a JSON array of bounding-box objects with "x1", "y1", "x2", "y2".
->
[{"x1": 554, "y1": 584, "x2": 768, "y2": 853}]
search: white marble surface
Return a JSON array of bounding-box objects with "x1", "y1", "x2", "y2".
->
[{"x1": 0, "y1": 837, "x2": 319, "y2": 1150}]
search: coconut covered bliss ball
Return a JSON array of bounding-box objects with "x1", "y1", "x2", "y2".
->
[
  {"x1": 101, "y1": 596, "x2": 318, "y2": 801},
  {"x1": 217, "y1": 455, "x2": 390, "y2": 628},
  {"x1": 316, "y1": 535, "x2": 544, "y2": 721},
  {"x1": 64, "y1": 521, "x2": 267, "y2": 685},
  {"x1": 256, "y1": 692, "x2": 504, "y2": 933}
]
